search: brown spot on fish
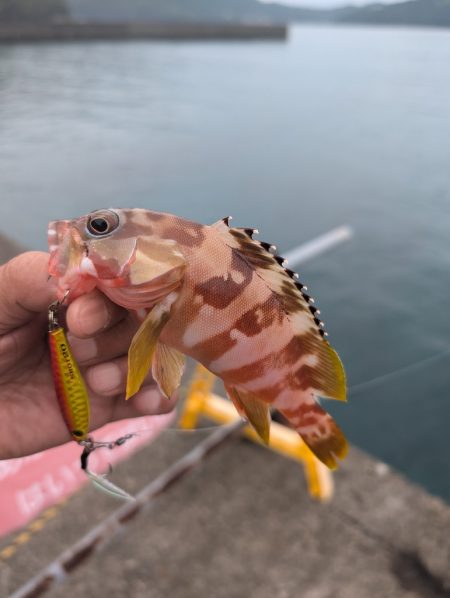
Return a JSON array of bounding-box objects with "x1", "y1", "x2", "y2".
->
[
  {"x1": 279, "y1": 333, "x2": 318, "y2": 367},
  {"x1": 195, "y1": 252, "x2": 252, "y2": 309},
  {"x1": 220, "y1": 356, "x2": 268, "y2": 385},
  {"x1": 234, "y1": 307, "x2": 264, "y2": 336},
  {"x1": 230, "y1": 250, "x2": 252, "y2": 279},
  {"x1": 245, "y1": 381, "x2": 284, "y2": 403},
  {"x1": 193, "y1": 329, "x2": 238, "y2": 363},
  {"x1": 279, "y1": 336, "x2": 304, "y2": 366},
  {"x1": 281, "y1": 401, "x2": 321, "y2": 420},
  {"x1": 195, "y1": 275, "x2": 243, "y2": 309},
  {"x1": 289, "y1": 364, "x2": 326, "y2": 393},
  {"x1": 219, "y1": 352, "x2": 282, "y2": 385},
  {"x1": 234, "y1": 297, "x2": 279, "y2": 337}
]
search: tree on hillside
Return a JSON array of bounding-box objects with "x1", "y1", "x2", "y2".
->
[{"x1": 0, "y1": 0, "x2": 68, "y2": 22}]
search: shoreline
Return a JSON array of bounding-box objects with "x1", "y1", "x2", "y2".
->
[{"x1": 0, "y1": 22, "x2": 288, "y2": 43}]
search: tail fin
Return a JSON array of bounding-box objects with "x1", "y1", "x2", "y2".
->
[{"x1": 280, "y1": 400, "x2": 348, "y2": 469}]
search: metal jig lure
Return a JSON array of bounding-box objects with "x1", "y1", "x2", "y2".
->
[
  {"x1": 48, "y1": 299, "x2": 90, "y2": 442},
  {"x1": 48, "y1": 298, "x2": 135, "y2": 501}
]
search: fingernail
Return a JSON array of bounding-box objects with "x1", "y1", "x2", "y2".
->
[
  {"x1": 78, "y1": 295, "x2": 109, "y2": 336},
  {"x1": 88, "y1": 362, "x2": 122, "y2": 394},
  {"x1": 67, "y1": 335, "x2": 97, "y2": 362}
]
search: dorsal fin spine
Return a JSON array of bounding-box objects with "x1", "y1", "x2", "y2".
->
[
  {"x1": 260, "y1": 241, "x2": 276, "y2": 253},
  {"x1": 285, "y1": 269, "x2": 298, "y2": 279},
  {"x1": 274, "y1": 255, "x2": 285, "y2": 266}
]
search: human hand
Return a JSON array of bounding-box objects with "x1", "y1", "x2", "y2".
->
[{"x1": 0, "y1": 252, "x2": 174, "y2": 459}]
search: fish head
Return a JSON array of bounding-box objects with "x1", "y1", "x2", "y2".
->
[{"x1": 48, "y1": 208, "x2": 186, "y2": 309}]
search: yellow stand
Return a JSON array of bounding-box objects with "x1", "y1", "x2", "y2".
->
[{"x1": 178, "y1": 365, "x2": 334, "y2": 501}]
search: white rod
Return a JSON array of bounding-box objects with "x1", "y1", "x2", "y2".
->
[{"x1": 283, "y1": 225, "x2": 353, "y2": 267}]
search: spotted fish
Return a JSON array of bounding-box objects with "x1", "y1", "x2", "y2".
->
[{"x1": 48, "y1": 209, "x2": 348, "y2": 468}]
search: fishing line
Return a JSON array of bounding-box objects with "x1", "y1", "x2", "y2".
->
[
  {"x1": 348, "y1": 347, "x2": 450, "y2": 396},
  {"x1": 122, "y1": 423, "x2": 237, "y2": 436}
]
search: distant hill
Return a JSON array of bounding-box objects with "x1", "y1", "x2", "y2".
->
[
  {"x1": 1, "y1": 0, "x2": 450, "y2": 29},
  {"x1": 65, "y1": 0, "x2": 450, "y2": 28},
  {"x1": 333, "y1": 0, "x2": 450, "y2": 26}
]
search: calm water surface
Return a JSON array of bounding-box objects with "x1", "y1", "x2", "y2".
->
[{"x1": 0, "y1": 26, "x2": 449, "y2": 499}]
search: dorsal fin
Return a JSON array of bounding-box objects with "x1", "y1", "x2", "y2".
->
[
  {"x1": 211, "y1": 217, "x2": 346, "y2": 403},
  {"x1": 211, "y1": 217, "x2": 326, "y2": 339}
]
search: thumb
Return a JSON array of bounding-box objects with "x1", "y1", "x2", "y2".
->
[{"x1": 0, "y1": 252, "x2": 55, "y2": 335}]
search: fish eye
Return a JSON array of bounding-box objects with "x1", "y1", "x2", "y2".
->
[{"x1": 86, "y1": 210, "x2": 119, "y2": 236}]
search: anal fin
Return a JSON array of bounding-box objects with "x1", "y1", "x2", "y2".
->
[
  {"x1": 226, "y1": 385, "x2": 271, "y2": 444},
  {"x1": 152, "y1": 342, "x2": 185, "y2": 399}
]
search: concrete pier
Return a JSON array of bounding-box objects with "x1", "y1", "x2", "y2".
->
[{"x1": 1, "y1": 433, "x2": 449, "y2": 597}]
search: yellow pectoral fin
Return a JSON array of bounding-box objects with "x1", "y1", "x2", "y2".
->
[
  {"x1": 126, "y1": 308, "x2": 170, "y2": 400},
  {"x1": 152, "y1": 342, "x2": 185, "y2": 399},
  {"x1": 226, "y1": 385, "x2": 271, "y2": 445}
]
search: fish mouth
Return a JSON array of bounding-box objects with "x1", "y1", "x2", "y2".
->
[{"x1": 48, "y1": 219, "x2": 97, "y2": 302}]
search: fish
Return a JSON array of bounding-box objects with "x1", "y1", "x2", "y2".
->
[{"x1": 48, "y1": 209, "x2": 348, "y2": 469}]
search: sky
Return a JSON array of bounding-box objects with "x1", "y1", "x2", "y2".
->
[{"x1": 267, "y1": 0, "x2": 401, "y2": 7}]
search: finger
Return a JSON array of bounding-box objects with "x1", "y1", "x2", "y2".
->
[
  {"x1": 67, "y1": 314, "x2": 139, "y2": 365},
  {"x1": 66, "y1": 289, "x2": 126, "y2": 339},
  {"x1": 0, "y1": 314, "x2": 47, "y2": 376},
  {"x1": 0, "y1": 252, "x2": 54, "y2": 335},
  {"x1": 85, "y1": 355, "x2": 156, "y2": 397},
  {"x1": 111, "y1": 386, "x2": 177, "y2": 421}
]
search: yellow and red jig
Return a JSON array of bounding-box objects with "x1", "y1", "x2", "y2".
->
[
  {"x1": 48, "y1": 299, "x2": 135, "y2": 501},
  {"x1": 48, "y1": 300, "x2": 90, "y2": 442}
]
